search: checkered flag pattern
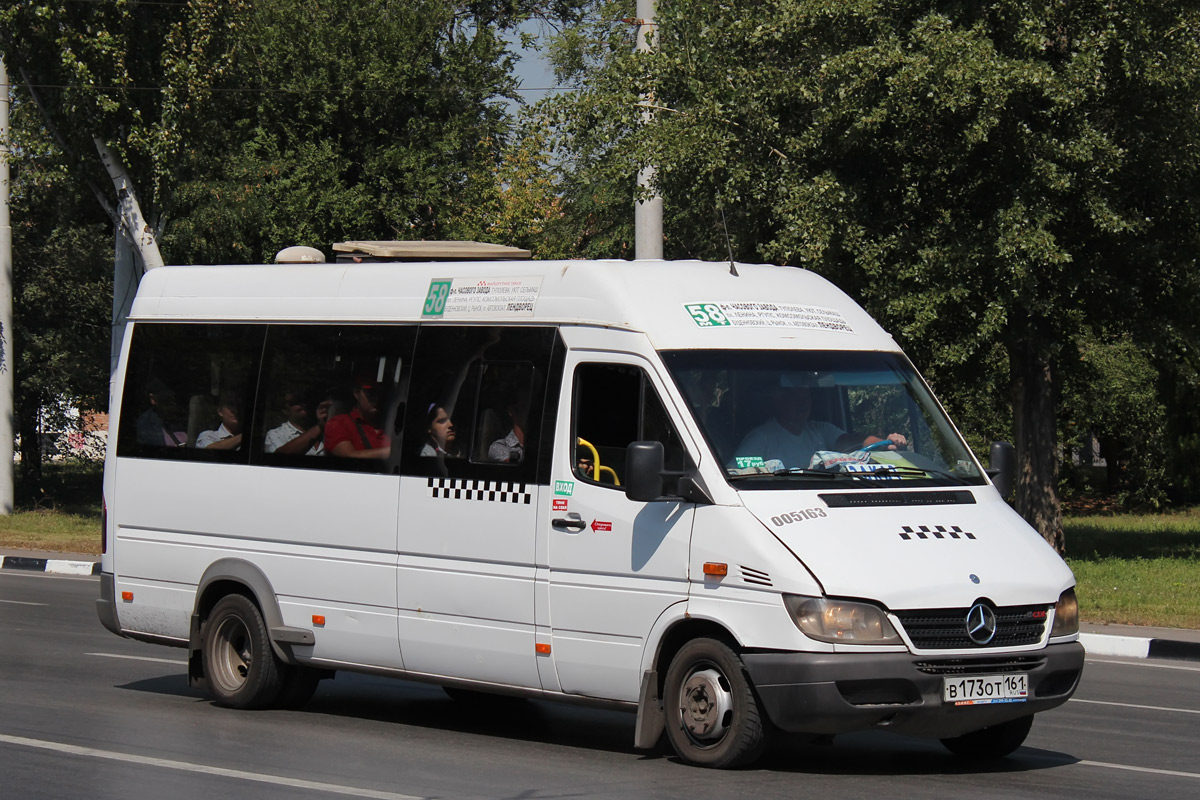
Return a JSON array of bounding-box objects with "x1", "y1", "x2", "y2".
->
[
  {"x1": 427, "y1": 478, "x2": 533, "y2": 505},
  {"x1": 898, "y1": 525, "x2": 976, "y2": 541}
]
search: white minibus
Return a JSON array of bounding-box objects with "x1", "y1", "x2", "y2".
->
[{"x1": 98, "y1": 241, "x2": 1083, "y2": 768}]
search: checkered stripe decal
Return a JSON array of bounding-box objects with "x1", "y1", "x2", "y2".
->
[
  {"x1": 427, "y1": 478, "x2": 532, "y2": 505},
  {"x1": 898, "y1": 525, "x2": 976, "y2": 540}
]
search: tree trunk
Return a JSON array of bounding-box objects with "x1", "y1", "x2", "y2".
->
[{"x1": 1011, "y1": 342, "x2": 1065, "y2": 554}]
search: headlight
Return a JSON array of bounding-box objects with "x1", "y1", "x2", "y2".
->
[
  {"x1": 1050, "y1": 587, "x2": 1079, "y2": 637},
  {"x1": 783, "y1": 595, "x2": 901, "y2": 644}
]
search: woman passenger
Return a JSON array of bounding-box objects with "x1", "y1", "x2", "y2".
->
[{"x1": 420, "y1": 403, "x2": 459, "y2": 457}]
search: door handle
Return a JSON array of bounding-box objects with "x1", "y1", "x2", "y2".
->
[{"x1": 552, "y1": 512, "x2": 586, "y2": 532}]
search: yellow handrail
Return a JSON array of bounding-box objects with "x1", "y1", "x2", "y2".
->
[{"x1": 576, "y1": 437, "x2": 620, "y2": 486}]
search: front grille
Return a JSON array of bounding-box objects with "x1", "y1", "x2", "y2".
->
[
  {"x1": 895, "y1": 604, "x2": 1048, "y2": 650},
  {"x1": 914, "y1": 655, "x2": 1046, "y2": 675}
]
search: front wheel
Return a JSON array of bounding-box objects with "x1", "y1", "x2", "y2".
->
[
  {"x1": 663, "y1": 638, "x2": 769, "y2": 768},
  {"x1": 941, "y1": 714, "x2": 1034, "y2": 758},
  {"x1": 201, "y1": 594, "x2": 284, "y2": 709}
]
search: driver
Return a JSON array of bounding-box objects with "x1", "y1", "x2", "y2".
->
[{"x1": 732, "y1": 377, "x2": 907, "y2": 470}]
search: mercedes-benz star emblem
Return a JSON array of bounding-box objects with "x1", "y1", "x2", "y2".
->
[{"x1": 966, "y1": 603, "x2": 998, "y2": 645}]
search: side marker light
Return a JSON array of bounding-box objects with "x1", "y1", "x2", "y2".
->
[
  {"x1": 121, "y1": 591, "x2": 133, "y2": 602},
  {"x1": 312, "y1": 615, "x2": 326, "y2": 626},
  {"x1": 703, "y1": 562, "x2": 728, "y2": 577},
  {"x1": 535, "y1": 643, "x2": 551, "y2": 655}
]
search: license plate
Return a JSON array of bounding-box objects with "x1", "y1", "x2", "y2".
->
[{"x1": 942, "y1": 673, "x2": 1028, "y2": 706}]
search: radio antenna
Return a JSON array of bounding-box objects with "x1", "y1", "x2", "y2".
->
[{"x1": 720, "y1": 205, "x2": 739, "y2": 276}]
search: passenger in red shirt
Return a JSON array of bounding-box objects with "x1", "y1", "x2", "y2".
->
[{"x1": 324, "y1": 378, "x2": 390, "y2": 459}]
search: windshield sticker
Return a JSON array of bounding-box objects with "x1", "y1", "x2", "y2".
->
[
  {"x1": 684, "y1": 302, "x2": 853, "y2": 332},
  {"x1": 423, "y1": 276, "x2": 542, "y2": 319},
  {"x1": 735, "y1": 456, "x2": 766, "y2": 469}
]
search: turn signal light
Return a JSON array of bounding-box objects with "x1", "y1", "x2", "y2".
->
[
  {"x1": 535, "y1": 643, "x2": 551, "y2": 655},
  {"x1": 312, "y1": 615, "x2": 326, "y2": 626},
  {"x1": 121, "y1": 591, "x2": 133, "y2": 602},
  {"x1": 703, "y1": 562, "x2": 728, "y2": 577}
]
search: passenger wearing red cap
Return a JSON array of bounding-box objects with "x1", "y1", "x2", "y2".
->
[{"x1": 324, "y1": 377, "x2": 389, "y2": 458}]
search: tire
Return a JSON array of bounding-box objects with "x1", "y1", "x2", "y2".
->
[
  {"x1": 941, "y1": 714, "x2": 1034, "y2": 759},
  {"x1": 201, "y1": 594, "x2": 284, "y2": 709},
  {"x1": 663, "y1": 637, "x2": 769, "y2": 768},
  {"x1": 275, "y1": 665, "x2": 323, "y2": 710}
]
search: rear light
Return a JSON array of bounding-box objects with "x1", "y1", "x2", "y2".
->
[{"x1": 101, "y1": 496, "x2": 107, "y2": 555}]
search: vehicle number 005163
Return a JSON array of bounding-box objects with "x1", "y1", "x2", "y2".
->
[{"x1": 942, "y1": 673, "x2": 1028, "y2": 706}]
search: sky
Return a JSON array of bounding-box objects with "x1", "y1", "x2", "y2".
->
[{"x1": 506, "y1": 19, "x2": 561, "y2": 110}]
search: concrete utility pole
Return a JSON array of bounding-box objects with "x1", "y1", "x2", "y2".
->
[
  {"x1": 634, "y1": 0, "x2": 663, "y2": 260},
  {"x1": 0, "y1": 56, "x2": 14, "y2": 514}
]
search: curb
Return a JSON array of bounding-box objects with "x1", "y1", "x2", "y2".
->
[
  {"x1": 1079, "y1": 632, "x2": 1200, "y2": 663},
  {"x1": 0, "y1": 555, "x2": 100, "y2": 577}
]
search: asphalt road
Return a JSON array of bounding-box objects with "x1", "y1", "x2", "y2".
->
[{"x1": 3, "y1": 571, "x2": 1198, "y2": 800}]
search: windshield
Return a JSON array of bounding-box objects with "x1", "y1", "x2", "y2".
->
[{"x1": 662, "y1": 350, "x2": 986, "y2": 489}]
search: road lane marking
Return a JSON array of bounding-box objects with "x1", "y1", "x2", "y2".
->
[
  {"x1": 1087, "y1": 658, "x2": 1200, "y2": 673},
  {"x1": 1079, "y1": 759, "x2": 1200, "y2": 781},
  {"x1": 0, "y1": 599, "x2": 48, "y2": 606},
  {"x1": 1071, "y1": 698, "x2": 1200, "y2": 715},
  {"x1": 0, "y1": 733, "x2": 426, "y2": 800},
  {"x1": 87, "y1": 652, "x2": 187, "y2": 666}
]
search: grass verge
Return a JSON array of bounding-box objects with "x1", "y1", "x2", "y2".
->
[
  {"x1": 0, "y1": 510, "x2": 99, "y2": 555},
  {"x1": 1, "y1": 461, "x2": 103, "y2": 555},
  {"x1": 1064, "y1": 510, "x2": 1200, "y2": 629}
]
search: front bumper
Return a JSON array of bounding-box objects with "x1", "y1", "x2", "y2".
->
[{"x1": 743, "y1": 641, "x2": 1084, "y2": 738}]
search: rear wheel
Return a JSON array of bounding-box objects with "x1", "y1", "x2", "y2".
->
[
  {"x1": 941, "y1": 714, "x2": 1034, "y2": 758},
  {"x1": 201, "y1": 594, "x2": 283, "y2": 709},
  {"x1": 663, "y1": 638, "x2": 769, "y2": 768}
]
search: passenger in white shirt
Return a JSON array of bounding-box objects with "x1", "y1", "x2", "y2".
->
[
  {"x1": 264, "y1": 391, "x2": 330, "y2": 456},
  {"x1": 196, "y1": 392, "x2": 244, "y2": 450}
]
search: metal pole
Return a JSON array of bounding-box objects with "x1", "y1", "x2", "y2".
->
[
  {"x1": 0, "y1": 56, "x2": 15, "y2": 514},
  {"x1": 634, "y1": 0, "x2": 663, "y2": 260}
]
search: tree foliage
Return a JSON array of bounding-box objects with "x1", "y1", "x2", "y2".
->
[
  {"x1": 546, "y1": 1, "x2": 1200, "y2": 551},
  {"x1": 0, "y1": 0, "x2": 587, "y2": 499},
  {"x1": 6, "y1": 99, "x2": 113, "y2": 498}
]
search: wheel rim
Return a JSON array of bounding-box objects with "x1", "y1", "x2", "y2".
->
[
  {"x1": 210, "y1": 614, "x2": 253, "y2": 694},
  {"x1": 677, "y1": 665, "x2": 734, "y2": 747}
]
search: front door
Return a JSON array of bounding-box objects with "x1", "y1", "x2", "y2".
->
[{"x1": 544, "y1": 353, "x2": 695, "y2": 701}]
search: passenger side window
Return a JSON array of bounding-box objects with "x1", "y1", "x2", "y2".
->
[
  {"x1": 403, "y1": 326, "x2": 556, "y2": 482},
  {"x1": 116, "y1": 323, "x2": 263, "y2": 462},
  {"x1": 572, "y1": 363, "x2": 689, "y2": 488},
  {"x1": 254, "y1": 325, "x2": 415, "y2": 472}
]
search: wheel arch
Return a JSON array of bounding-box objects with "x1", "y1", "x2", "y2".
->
[
  {"x1": 188, "y1": 558, "x2": 295, "y2": 683},
  {"x1": 634, "y1": 608, "x2": 744, "y2": 750}
]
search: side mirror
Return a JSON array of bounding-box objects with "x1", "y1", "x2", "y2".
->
[
  {"x1": 987, "y1": 441, "x2": 1015, "y2": 500},
  {"x1": 625, "y1": 441, "x2": 665, "y2": 502}
]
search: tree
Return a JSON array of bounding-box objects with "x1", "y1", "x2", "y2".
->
[
  {"x1": 0, "y1": 0, "x2": 588, "y2": 498},
  {"x1": 6, "y1": 97, "x2": 112, "y2": 498},
  {"x1": 546, "y1": 0, "x2": 1200, "y2": 552}
]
